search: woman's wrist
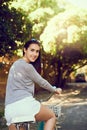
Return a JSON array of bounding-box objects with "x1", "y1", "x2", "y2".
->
[
  {"x1": 52, "y1": 86, "x2": 57, "y2": 92},
  {"x1": 54, "y1": 88, "x2": 57, "y2": 92},
  {"x1": 54, "y1": 88, "x2": 62, "y2": 94},
  {"x1": 52, "y1": 86, "x2": 62, "y2": 94}
]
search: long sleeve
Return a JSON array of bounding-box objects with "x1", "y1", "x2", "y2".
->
[
  {"x1": 25, "y1": 64, "x2": 55, "y2": 92},
  {"x1": 5, "y1": 59, "x2": 56, "y2": 105}
]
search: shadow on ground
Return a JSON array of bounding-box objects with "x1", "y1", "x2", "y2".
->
[{"x1": 57, "y1": 83, "x2": 87, "y2": 130}]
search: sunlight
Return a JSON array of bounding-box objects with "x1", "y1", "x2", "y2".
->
[
  {"x1": 67, "y1": 25, "x2": 80, "y2": 43},
  {"x1": 10, "y1": 0, "x2": 35, "y2": 11},
  {"x1": 67, "y1": 0, "x2": 87, "y2": 9}
]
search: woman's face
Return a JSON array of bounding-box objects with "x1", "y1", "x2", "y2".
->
[{"x1": 24, "y1": 43, "x2": 40, "y2": 63}]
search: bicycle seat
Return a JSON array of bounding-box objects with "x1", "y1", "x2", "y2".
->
[{"x1": 12, "y1": 116, "x2": 35, "y2": 130}]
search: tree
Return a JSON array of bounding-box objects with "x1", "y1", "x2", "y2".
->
[
  {"x1": 11, "y1": 0, "x2": 65, "y2": 39},
  {"x1": 0, "y1": 0, "x2": 65, "y2": 75},
  {"x1": 0, "y1": 0, "x2": 32, "y2": 57},
  {"x1": 40, "y1": 9, "x2": 87, "y2": 88}
]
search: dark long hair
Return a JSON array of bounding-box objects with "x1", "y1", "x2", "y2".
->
[{"x1": 23, "y1": 39, "x2": 41, "y2": 73}]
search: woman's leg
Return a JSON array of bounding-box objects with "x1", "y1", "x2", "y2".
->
[
  {"x1": 8, "y1": 124, "x2": 25, "y2": 130},
  {"x1": 35, "y1": 104, "x2": 56, "y2": 130},
  {"x1": 8, "y1": 124, "x2": 16, "y2": 130}
]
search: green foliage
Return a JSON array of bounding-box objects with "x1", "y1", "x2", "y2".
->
[
  {"x1": 41, "y1": 9, "x2": 87, "y2": 56},
  {"x1": 0, "y1": 0, "x2": 32, "y2": 57},
  {"x1": 1, "y1": 0, "x2": 87, "y2": 87},
  {"x1": 0, "y1": 0, "x2": 13, "y2": 5},
  {"x1": 40, "y1": 9, "x2": 87, "y2": 87},
  {"x1": 11, "y1": 0, "x2": 64, "y2": 39}
]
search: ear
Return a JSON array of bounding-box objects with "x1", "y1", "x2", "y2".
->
[{"x1": 23, "y1": 48, "x2": 26, "y2": 54}]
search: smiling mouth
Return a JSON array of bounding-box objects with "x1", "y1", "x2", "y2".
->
[{"x1": 31, "y1": 57, "x2": 37, "y2": 60}]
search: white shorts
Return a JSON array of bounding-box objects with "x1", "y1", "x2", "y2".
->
[{"x1": 5, "y1": 96, "x2": 41, "y2": 126}]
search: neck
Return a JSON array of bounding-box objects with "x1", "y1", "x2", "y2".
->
[{"x1": 23, "y1": 57, "x2": 30, "y2": 63}]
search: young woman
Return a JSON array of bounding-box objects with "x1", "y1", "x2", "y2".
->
[{"x1": 4, "y1": 39, "x2": 62, "y2": 130}]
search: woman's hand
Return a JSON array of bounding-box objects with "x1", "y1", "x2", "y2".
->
[{"x1": 55, "y1": 88, "x2": 62, "y2": 94}]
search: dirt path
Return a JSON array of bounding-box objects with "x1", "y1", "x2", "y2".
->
[
  {"x1": 58, "y1": 84, "x2": 87, "y2": 130},
  {"x1": 36, "y1": 83, "x2": 87, "y2": 130}
]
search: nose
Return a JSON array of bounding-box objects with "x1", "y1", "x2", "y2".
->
[{"x1": 33, "y1": 51, "x2": 38, "y2": 56}]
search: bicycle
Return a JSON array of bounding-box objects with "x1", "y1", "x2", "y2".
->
[
  {"x1": 37, "y1": 105, "x2": 61, "y2": 130},
  {"x1": 13, "y1": 92, "x2": 62, "y2": 130},
  {"x1": 37, "y1": 91, "x2": 77, "y2": 130},
  {"x1": 1, "y1": 89, "x2": 78, "y2": 130}
]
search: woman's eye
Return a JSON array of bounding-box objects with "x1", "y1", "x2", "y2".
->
[
  {"x1": 30, "y1": 49, "x2": 39, "y2": 53},
  {"x1": 36, "y1": 50, "x2": 40, "y2": 53},
  {"x1": 31, "y1": 49, "x2": 34, "y2": 52}
]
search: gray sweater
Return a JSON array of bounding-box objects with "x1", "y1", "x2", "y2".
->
[{"x1": 5, "y1": 59, "x2": 55, "y2": 106}]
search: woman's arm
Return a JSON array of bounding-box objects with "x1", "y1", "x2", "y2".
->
[{"x1": 26, "y1": 64, "x2": 60, "y2": 92}]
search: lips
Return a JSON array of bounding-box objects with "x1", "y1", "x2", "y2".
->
[{"x1": 31, "y1": 57, "x2": 37, "y2": 61}]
